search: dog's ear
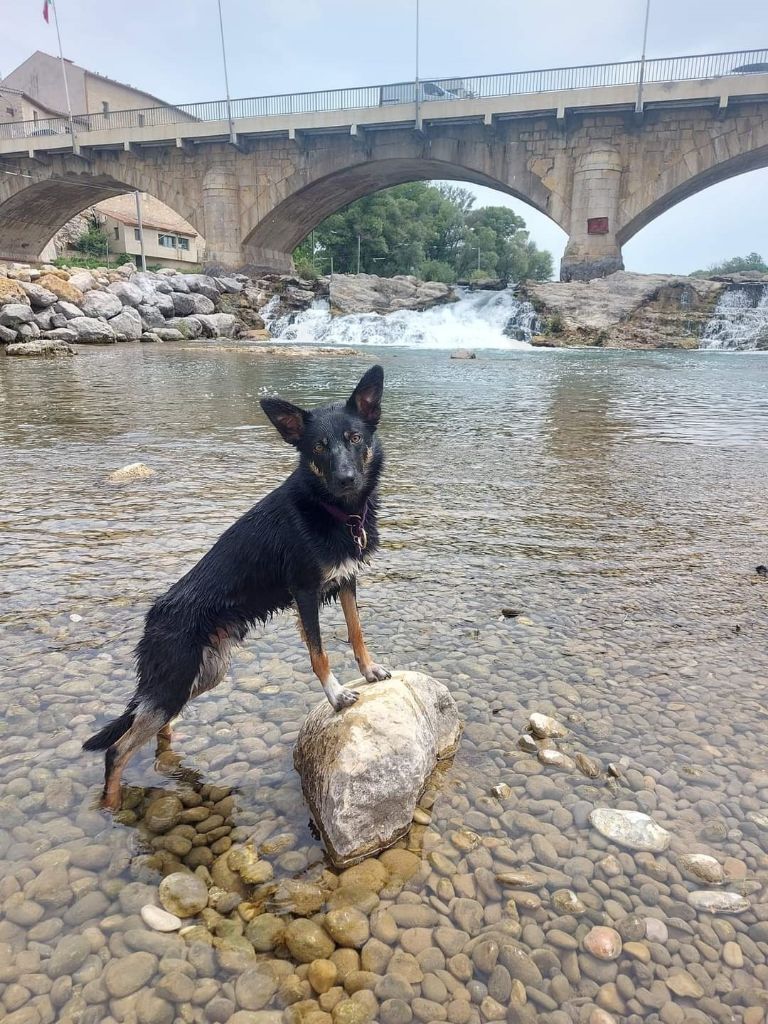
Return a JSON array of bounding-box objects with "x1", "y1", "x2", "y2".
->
[
  {"x1": 260, "y1": 398, "x2": 308, "y2": 445},
  {"x1": 346, "y1": 365, "x2": 384, "y2": 427}
]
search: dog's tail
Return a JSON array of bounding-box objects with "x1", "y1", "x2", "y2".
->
[{"x1": 82, "y1": 708, "x2": 136, "y2": 752}]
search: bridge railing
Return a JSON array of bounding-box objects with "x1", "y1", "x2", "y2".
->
[{"x1": 1, "y1": 48, "x2": 766, "y2": 141}]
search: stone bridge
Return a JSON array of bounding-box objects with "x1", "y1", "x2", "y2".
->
[{"x1": 1, "y1": 50, "x2": 767, "y2": 280}]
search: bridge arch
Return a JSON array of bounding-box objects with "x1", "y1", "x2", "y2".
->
[
  {"x1": 242, "y1": 155, "x2": 564, "y2": 268},
  {"x1": 0, "y1": 155, "x2": 205, "y2": 263}
]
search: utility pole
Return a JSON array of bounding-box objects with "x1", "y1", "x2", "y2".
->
[
  {"x1": 217, "y1": 0, "x2": 237, "y2": 145},
  {"x1": 357, "y1": 233, "x2": 362, "y2": 275},
  {"x1": 134, "y1": 191, "x2": 147, "y2": 271},
  {"x1": 49, "y1": 1, "x2": 75, "y2": 142},
  {"x1": 414, "y1": 0, "x2": 421, "y2": 131},
  {"x1": 636, "y1": 0, "x2": 652, "y2": 114}
]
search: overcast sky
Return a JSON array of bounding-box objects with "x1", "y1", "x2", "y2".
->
[{"x1": 2, "y1": 0, "x2": 767, "y2": 274}]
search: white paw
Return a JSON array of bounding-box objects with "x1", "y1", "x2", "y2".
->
[
  {"x1": 323, "y1": 674, "x2": 359, "y2": 711},
  {"x1": 363, "y1": 663, "x2": 391, "y2": 683}
]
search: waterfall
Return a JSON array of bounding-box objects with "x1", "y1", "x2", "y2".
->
[
  {"x1": 701, "y1": 283, "x2": 768, "y2": 351},
  {"x1": 263, "y1": 287, "x2": 539, "y2": 350}
]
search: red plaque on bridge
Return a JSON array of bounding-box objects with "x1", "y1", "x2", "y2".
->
[{"x1": 587, "y1": 217, "x2": 609, "y2": 234}]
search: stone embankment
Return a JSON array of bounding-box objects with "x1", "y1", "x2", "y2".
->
[
  {"x1": 0, "y1": 262, "x2": 455, "y2": 357},
  {"x1": 521, "y1": 271, "x2": 729, "y2": 349}
]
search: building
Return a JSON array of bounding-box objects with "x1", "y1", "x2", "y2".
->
[
  {"x1": 1, "y1": 50, "x2": 197, "y2": 124},
  {"x1": 95, "y1": 194, "x2": 203, "y2": 269},
  {"x1": 0, "y1": 82, "x2": 63, "y2": 132}
]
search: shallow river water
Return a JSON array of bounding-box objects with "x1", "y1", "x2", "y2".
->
[{"x1": 1, "y1": 344, "x2": 767, "y2": 1024}]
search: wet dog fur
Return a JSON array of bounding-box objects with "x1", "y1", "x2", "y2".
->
[{"x1": 83, "y1": 365, "x2": 390, "y2": 809}]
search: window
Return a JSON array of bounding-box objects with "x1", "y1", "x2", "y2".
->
[
  {"x1": 33, "y1": 110, "x2": 38, "y2": 123},
  {"x1": 134, "y1": 228, "x2": 141, "y2": 241},
  {"x1": 113, "y1": 226, "x2": 119, "y2": 240},
  {"x1": 102, "y1": 101, "x2": 110, "y2": 119},
  {"x1": 158, "y1": 233, "x2": 175, "y2": 248},
  {"x1": 178, "y1": 237, "x2": 190, "y2": 251}
]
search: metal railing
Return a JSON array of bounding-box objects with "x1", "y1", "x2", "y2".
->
[{"x1": 1, "y1": 48, "x2": 766, "y2": 141}]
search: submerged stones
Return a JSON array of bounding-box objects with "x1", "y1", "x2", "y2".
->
[
  {"x1": 107, "y1": 462, "x2": 156, "y2": 484},
  {"x1": 589, "y1": 808, "x2": 671, "y2": 852},
  {"x1": 687, "y1": 890, "x2": 751, "y2": 913},
  {"x1": 140, "y1": 904, "x2": 182, "y2": 932},
  {"x1": 583, "y1": 927, "x2": 623, "y2": 961},
  {"x1": 678, "y1": 853, "x2": 725, "y2": 885},
  {"x1": 529, "y1": 712, "x2": 568, "y2": 738}
]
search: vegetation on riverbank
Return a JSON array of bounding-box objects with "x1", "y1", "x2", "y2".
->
[{"x1": 293, "y1": 182, "x2": 553, "y2": 284}]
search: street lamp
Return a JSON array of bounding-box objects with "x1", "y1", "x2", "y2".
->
[{"x1": 636, "y1": 0, "x2": 652, "y2": 113}]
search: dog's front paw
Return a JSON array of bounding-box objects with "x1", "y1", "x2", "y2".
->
[
  {"x1": 363, "y1": 663, "x2": 391, "y2": 683},
  {"x1": 331, "y1": 687, "x2": 359, "y2": 711}
]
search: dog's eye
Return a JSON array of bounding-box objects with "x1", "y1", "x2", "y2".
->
[
  {"x1": 349, "y1": 432, "x2": 362, "y2": 445},
  {"x1": 313, "y1": 442, "x2": 326, "y2": 454}
]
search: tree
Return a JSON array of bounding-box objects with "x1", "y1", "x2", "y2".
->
[
  {"x1": 293, "y1": 183, "x2": 553, "y2": 283},
  {"x1": 691, "y1": 252, "x2": 768, "y2": 277}
]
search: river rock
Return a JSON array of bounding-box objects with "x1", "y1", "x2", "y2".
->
[
  {"x1": 67, "y1": 270, "x2": 97, "y2": 292},
  {"x1": 330, "y1": 273, "x2": 454, "y2": 315},
  {"x1": 583, "y1": 927, "x2": 622, "y2": 960},
  {"x1": 6, "y1": 339, "x2": 74, "y2": 357},
  {"x1": 195, "y1": 312, "x2": 238, "y2": 337},
  {"x1": 678, "y1": 853, "x2": 725, "y2": 885},
  {"x1": 284, "y1": 919, "x2": 336, "y2": 963},
  {"x1": 589, "y1": 808, "x2": 671, "y2": 852},
  {"x1": 687, "y1": 890, "x2": 750, "y2": 913},
  {"x1": 293, "y1": 671, "x2": 462, "y2": 866},
  {"x1": 107, "y1": 462, "x2": 156, "y2": 483},
  {"x1": 81, "y1": 289, "x2": 123, "y2": 319},
  {"x1": 0, "y1": 277, "x2": 29, "y2": 303},
  {"x1": 158, "y1": 872, "x2": 208, "y2": 917},
  {"x1": 103, "y1": 951, "x2": 157, "y2": 997},
  {"x1": 36, "y1": 274, "x2": 84, "y2": 304},
  {"x1": 141, "y1": 905, "x2": 182, "y2": 932},
  {"x1": 171, "y1": 291, "x2": 215, "y2": 316},
  {"x1": 450, "y1": 349, "x2": 476, "y2": 359},
  {"x1": 20, "y1": 281, "x2": 59, "y2": 307},
  {"x1": 529, "y1": 712, "x2": 567, "y2": 738}
]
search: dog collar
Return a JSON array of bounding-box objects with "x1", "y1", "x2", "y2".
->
[{"x1": 320, "y1": 499, "x2": 370, "y2": 553}]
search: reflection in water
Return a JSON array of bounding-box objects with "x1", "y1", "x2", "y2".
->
[{"x1": 1, "y1": 346, "x2": 767, "y2": 1022}]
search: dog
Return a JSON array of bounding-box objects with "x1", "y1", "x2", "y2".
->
[{"x1": 83, "y1": 365, "x2": 390, "y2": 810}]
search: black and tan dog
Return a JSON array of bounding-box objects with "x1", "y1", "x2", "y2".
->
[{"x1": 84, "y1": 366, "x2": 390, "y2": 809}]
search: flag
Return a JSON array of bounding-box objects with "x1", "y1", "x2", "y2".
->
[{"x1": 43, "y1": 0, "x2": 51, "y2": 22}]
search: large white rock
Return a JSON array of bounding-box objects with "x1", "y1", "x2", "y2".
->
[
  {"x1": 293, "y1": 671, "x2": 462, "y2": 866},
  {"x1": 81, "y1": 290, "x2": 123, "y2": 319},
  {"x1": 110, "y1": 307, "x2": 143, "y2": 341},
  {"x1": 70, "y1": 317, "x2": 116, "y2": 344}
]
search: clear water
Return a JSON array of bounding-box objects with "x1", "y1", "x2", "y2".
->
[{"x1": 1, "y1": 345, "x2": 767, "y2": 1023}]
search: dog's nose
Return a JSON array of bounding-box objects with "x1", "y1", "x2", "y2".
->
[{"x1": 336, "y1": 470, "x2": 355, "y2": 486}]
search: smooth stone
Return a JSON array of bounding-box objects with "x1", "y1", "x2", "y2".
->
[
  {"x1": 677, "y1": 854, "x2": 725, "y2": 885},
  {"x1": 589, "y1": 809, "x2": 671, "y2": 853},
  {"x1": 309, "y1": 959, "x2": 339, "y2": 994},
  {"x1": 234, "y1": 967, "x2": 279, "y2": 1010},
  {"x1": 285, "y1": 919, "x2": 336, "y2": 963},
  {"x1": 687, "y1": 890, "x2": 750, "y2": 914},
  {"x1": 583, "y1": 927, "x2": 622, "y2": 961},
  {"x1": 723, "y1": 941, "x2": 743, "y2": 967},
  {"x1": 324, "y1": 908, "x2": 371, "y2": 949},
  {"x1": 103, "y1": 951, "x2": 157, "y2": 997},
  {"x1": 140, "y1": 905, "x2": 182, "y2": 932},
  {"x1": 665, "y1": 971, "x2": 704, "y2": 998},
  {"x1": 529, "y1": 713, "x2": 567, "y2": 738},
  {"x1": 158, "y1": 873, "x2": 208, "y2": 918}
]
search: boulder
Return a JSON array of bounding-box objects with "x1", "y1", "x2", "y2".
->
[
  {"x1": 37, "y1": 274, "x2": 84, "y2": 305},
  {"x1": 293, "y1": 671, "x2": 462, "y2": 866},
  {"x1": 0, "y1": 303, "x2": 35, "y2": 328},
  {"x1": 115, "y1": 261, "x2": 137, "y2": 277},
  {"x1": 6, "y1": 339, "x2": 74, "y2": 357},
  {"x1": 110, "y1": 307, "x2": 143, "y2": 341},
  {"x1": 171, "y1": 291, "x2": 215, "y2": 316},
  {"x1": 54, "y1": 301, "x2": 84, "y2": 320},
  {"x1": 154, "y1": 328, "x2": 184, "y2": 342},
  {"x1": 0, "y1": 277, "x2": 28, "y2": 304},
  {"x1": 20, "y1": 281, "x2": 59, "y2": 308},
  {"x1": 166, "y1": 316, "x2": 203, "y2": 339},
  {"x1": 214, "y1": 276, "x2": 244, "y2": 293},
  {"x1": 195, "y1": 313, "x2": 239, "y2": 338},
  {"x1": 450, "y1": 349, "x2": 476, "y2": 359},
  {"x1": 81, "y1": 290, "x2": 123, "y2": 319},
  {"x1": 109, "y1": 280, "x2": 144, "y2": 307},
  {"x1": 17, "y1": 321, "x2": 41, "y2": 339},
  {"x1": 153, "y1": 292, "x2": 175, "y2": 317},
  {"x1": 0, "y1": 324, "x2": 17, "y2": 344},
  {"x1": 330, "y1": 274, "x2": 455, "y2": 316},
  {"x1": 43, "y1": 328, "x2": 78, "y2": 343},
  {"x1": 164, "y1": 274, "x2": 189, "y2": 293},
  {"x1": 70, "y1": 317, "x2": 116, "y2": 344},
  {"x1": 67, "y1": 270, "x2": 97, "y2": 293},
  {"x1": 183, "y1": 274, "x2": 220, "y2": 302},
  {"x1": 138, "y1": 303, "x2": 167, "y2": 329},
  {"x1": 107, "y1": 462, "x2": 156, "y2": 483}
]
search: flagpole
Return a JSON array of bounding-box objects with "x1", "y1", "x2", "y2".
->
[
  {"x1": 50, "y1": 1, "x2": 75, "y2": 141},
  {"x1": 216, "y1": 0, "x2": 236, "y2": 145}
]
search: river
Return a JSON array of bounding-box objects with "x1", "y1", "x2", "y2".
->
[{"x1": 1, "y1": 343, "x2": 767, "y2": 1023}]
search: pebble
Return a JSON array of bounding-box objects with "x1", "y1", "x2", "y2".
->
[
  {"x1": 285, "y1": 919, "x2": 336, "y2": 963},
  {"x1": 140, "y1": 905, "x2": 182, "y2": 932},
  {"x1": 583, "y1": 928, "x2": 622, "y2": 961},
  {"x1": 529, "y1": 713, "x2": 567, "y2": 738},
  {"x1": 158, "y1": 872, "x2": 208, "y2": 917},
  {"x1": 589, "y1": 809, "x2": 671, "y2": 852},
  {"x1": 665, "y1": 971, "x2": 704, "y2": 998},
  {"x1": 677, "y1": 854, "x2": 725, "y2": 885},
  {"x1": 687, "y1": 890, "x2": 750, "y2": 913}
]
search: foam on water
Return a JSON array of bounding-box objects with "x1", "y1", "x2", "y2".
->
[
  {"x1": 263, "y1": 286, "x2": 538, "y2": 350},
  {"x1": 700, "y1": 283, "x2": 768, "y2": 351}
]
